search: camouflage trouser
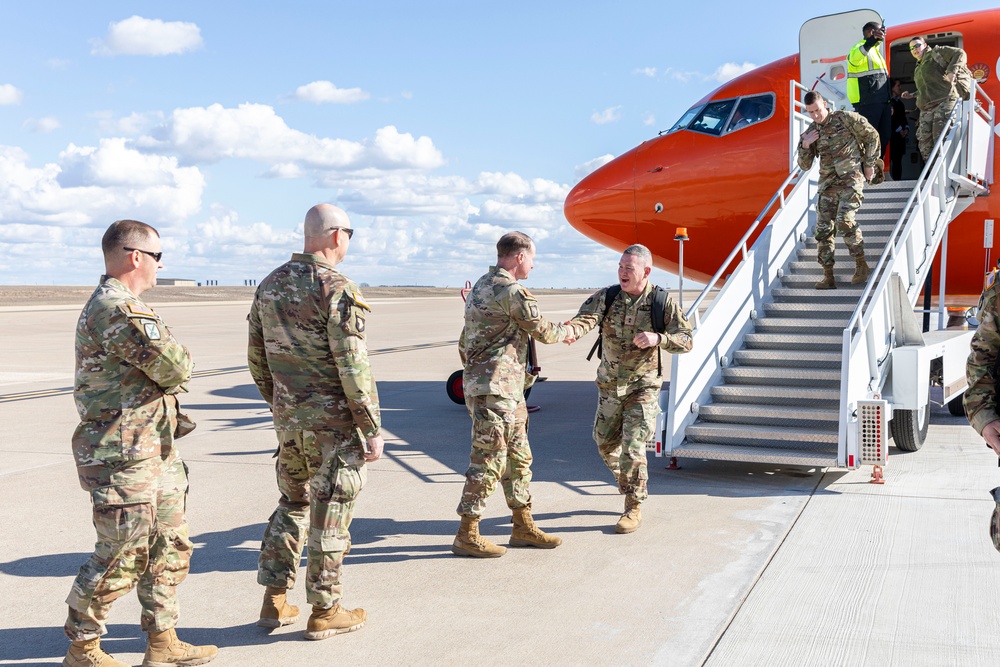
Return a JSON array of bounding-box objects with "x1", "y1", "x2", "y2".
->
[
  {"x1": 593, "y1": 385, "x2": 659, "y2": 504},
  {"x1": 258, "y1": 429, "x2": 367, "y2": 609},
  {"x1": 815, "y1": 183, "x2": 865, "y2": 267},
  {"x1": 64, "y1": 450, "x2": 192, "y2": 641},
  {"x1": 917, "y1": 97, "x2": 959, "y2": 160},
  {"x1": 457, "y1": 394, "x2": 532, "y2": 518}
]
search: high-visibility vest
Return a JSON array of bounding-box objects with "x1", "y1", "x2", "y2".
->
[{"x1": 847, "y1": 38, "x2": 887, "y2": 104}]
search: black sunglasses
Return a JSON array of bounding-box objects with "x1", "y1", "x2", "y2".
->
[
  {"x1": 124, "y1": 246, "x2": 163, "y2": 262},
  {"x1": 325, "y1": 226, "x2": 354, "y2": 239}
]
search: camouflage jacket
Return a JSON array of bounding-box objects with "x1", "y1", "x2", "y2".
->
[
  {"x1": 965, "y1": 272, "x2": 1000, "y2": 434},
  {"x1": 797, "y1": 110, "x2": 880, "y2": 191},
  {"x1": 914, "y1": 45, "x2": 966, "y2": 110},
  {"x1": 248, "y1": 253, "x2": 380, "y2": 437},
  {"x1": 569, "y1": 282, "x2": 693, "y2": 394},
  {"x1": 460, "y1": 266, "x2": 573, "y2": 400},
  {"x1": 72, "y1": 276, "x2": 192, "y2": 466}
]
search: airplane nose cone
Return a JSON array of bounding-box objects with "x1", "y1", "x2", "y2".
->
[{"x1": 564, "y1": 150, "x2": 637, "y2": 250}]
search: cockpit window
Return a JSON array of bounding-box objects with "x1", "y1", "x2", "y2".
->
[
  {"x1": 665, "y1": 105, "x2": 705, "y2": 134},
  {"x1": 687, "y1": 100, "x2": 736, "y2": 136},
  {"x1": 725, "y1": 94, "x2": 775, "y2": 133}
]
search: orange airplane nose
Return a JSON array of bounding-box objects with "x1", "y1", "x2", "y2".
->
[{"x1": 564, "y1": 150, "x2": 637, "y2": 252}]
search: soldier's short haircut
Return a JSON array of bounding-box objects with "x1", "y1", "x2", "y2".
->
[
  {"x1": 102, "y1": 219, "x2": 159, "y2": 258},
  {"x1": 497, "y1": 231, "x2": 534, "y2": 259},
  {"x1": 803, "y1": 90, "x2": 823, "y2": 106},
  {"x1": 862, "y1": 21, "x2": 882, "y2": 34},
  {"x1": 622, "y1": 244, "x2": 652, "y2": 267}
]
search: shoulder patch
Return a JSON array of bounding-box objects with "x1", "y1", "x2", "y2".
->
[
  {"x1": 125, "y1": 302, "x2": 156, "y2": 318},
  {"x1": 987, "y1": 270, "x2": 997, "y2": 290},
  {"x1": 348, "y1": 289, "x2": 371, "y2": 311},
  {"x1": 143, "y1": 321, "x2": 162, "y2": 340}
]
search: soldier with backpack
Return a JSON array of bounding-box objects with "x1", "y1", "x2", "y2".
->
[
  {"x1": 902, "y1": 37, "x2": 970, "y2": 161},
  {"x1": 568, "y1": 245, "x2": 692, "y2": 534}
]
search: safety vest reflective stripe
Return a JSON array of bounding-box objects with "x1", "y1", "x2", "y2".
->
[{"x1": 847, "y1": 40, "x2": 887, "y2": 103}]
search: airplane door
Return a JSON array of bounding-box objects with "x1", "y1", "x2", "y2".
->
[{"x1": 800, "y1": 9, "x2": 882, "y2": 110}]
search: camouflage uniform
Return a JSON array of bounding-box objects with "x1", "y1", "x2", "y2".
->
[
  {"x1": 457, "y1": 266, "x2": 574, "y2": 518},
  {"x1": 965, "y1": 271, "x2": 1000, "y2": 435},
  {"x1": 914, "y1": 45, "x2": 967, "y2": 160},
  {"x1": 248, "y1": 252, "x2": 379, "y2": 610},
  {"x1": 65, "y1": 276, "x2": 194, "y2": 641},
  {"x1": 797, "y1": 110, "x2": 880, "y2": 267},
  {"x1": 569, "y1": 284, "x2": 692, "y2": 503}
]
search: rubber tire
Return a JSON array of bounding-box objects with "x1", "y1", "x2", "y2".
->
[
  {"x1": 947, "y1": 395, "x2": 966, "y2": 417},
  {"x1": 891, "y1": 404, "x2": 929, "y2": 451},
  {"x1": 446, "y1": 370, "x2": 464, "y2": 405}
]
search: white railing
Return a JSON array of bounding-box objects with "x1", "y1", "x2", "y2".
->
[{"x1": 837, "y1": 86, "x2": 994, "y2": 464}]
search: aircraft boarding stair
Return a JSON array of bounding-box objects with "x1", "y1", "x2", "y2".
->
[{"x1": 662, "y1": 82, "x2": 995, "y2": 469}]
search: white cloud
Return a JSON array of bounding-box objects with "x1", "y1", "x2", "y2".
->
[
  {"x1": 635, "y1": 67, "x2": 657, "y2": 77},
  {"x1": 94, "y1": 111, "x2": 165, "y2": 136},
  {"x1": 292, "y1": 81, "x2": 369, "y2": 104},
  {"x1": 0, "y1": 84, "x2": 23, "y2": 105},
  {"x1": 23, "y1": 117, "x2": 60, "y2": 133},
  {"x1": 574, "y1": 154, "x2": 614, "y2": 181},
  {"x1": 591, "y1": 106, "x2": 623, "y2": 125},
  {"x1": 263, "y1": 163, "x2": 306, "y2": 179},
  {"x1": 712, "y1": 61, "x2": 758, "y2": 83},
  {"x1": 662, "y1": 67, "x2": 699, "y2": 83},
  {"x1": 642, "y1": 112, "x2": 656, "y2": 127},
  {"x1": 92, "y1": 16, "x2": 203, "y2": 56},
  {"x1": 137, "y1": 103, "x2": 444, "y2": 172}
]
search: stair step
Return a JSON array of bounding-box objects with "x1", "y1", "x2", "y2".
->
[
  {"x1": 742, "y1": 333, "x2": 842, "y2": 351},
  {"x1": 798, "y1": 247, "x2": 885, "y2": 261},
  {"x1": 722, "y1": 366, "x2": 841, "y2": 387},
  {"x1": 733, "y1": 349, "x2": 842, "y2": 369},
  {"x1": 752, "y1": 318, "x2": 847, "y2": 335},
  {"x1": 771, "y1": 287, "x2": 864, "y2": 302},
  {"x1": 764, "y1": 302, "x2": 855, "y2": 317},
  {"x1": 668, "y1": 441, "x2": 838, "y2": 467},
  {"x1": 805, "y1": 231, "x2": 892, "y2": 246},
  {"x1": 698, "y1": 404, "x2": 839, "y2": 427},
  {"x1": 685, "y1": 422, "x2": 838, "y2": 445},
  {"x1": 787, "y1": 261, "x2": 870, "y2": 274},
  {"x1": 711, "y1": 384, "x2": 840, "y2": 407}
]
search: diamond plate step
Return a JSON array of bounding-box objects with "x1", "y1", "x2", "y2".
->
[
  {"x1": 667, "y1": 442, "x2": 838, "y2": 467},
  {"x1": 805, "y1": 231, "x2": 892, "y2": 246},
  {"x1": 751, "y1": 318, "x2": 848, "y2": 335},
  {"x1": 733, "y1": 349, "x2": 842, "y2": 369},
  {"x1": 710, "y1": 384, "x2": 840, "y2": 407},
  {"x1": 764, "y1": 302, "x2": 854, "y2": 317},
  {"x1": 721, "y1": 366, "x2": 841, "y2": 387},
  {"x1": 798, "y1": 246, "x2": 886, "y2": 261},
  {"x1": 742, "y1": 333, "x2": 842, "y2": 351},
  {"x1": 697, "y1": 404, "x2": 839, "y2": 428},
  {"x1": 772, "y1": 287, "x2": 864, "y2": 302},
  {"x1": 685, "y1": 422, "x2": 838, "y2": 446}
]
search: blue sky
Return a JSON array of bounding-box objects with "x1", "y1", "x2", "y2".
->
[{"x1": 0, "y1": 1, "x2": 994, "y2": 289}]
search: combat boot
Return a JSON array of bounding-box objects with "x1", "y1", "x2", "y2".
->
[
  {"x1": 303, "y1": 604, "x2": 366, "y2": 640},
  {"x1": 63, "y1": 638, "x2": 129, "y2": 667},
  {"x1": 851, "y1": 254, "x2": 871, "y2": 284},
  {"x1": 141, "y1": 628, "x2": 217, "y2": 667},
  {"x1": 256, "y1": 585, "x2": 300, "y2": 628},
  {"x1": 615, "y1": 497, "x2": 642, "y2": 534},
  {"x1": 815, "y1": 266, "x2": 837, "y2": 290},
  {"x1": 510, "y1": 506, "x2": 562, "y2": 549},
  {"x1": 451, "y1": 516, "x2": 506, "y2": 557}
]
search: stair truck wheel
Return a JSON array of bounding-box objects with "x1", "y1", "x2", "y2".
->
[
  {"x1": 890, "y1": 403, "x2": 930, "y2": 451},
  {"x1": 947, "y1": 395, "x2": 966, "y2": 417},
  {"x1": 446, "y1": 370, "x2": 465, "y2": 405}
]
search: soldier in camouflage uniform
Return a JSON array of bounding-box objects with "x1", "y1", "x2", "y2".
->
[
  {"x1": 797, "y1": 90, "x2": 881, "y2": 290},
  {"x1": 248, "y1": 203, "x2": 383, "y2": 640},
  {"x1": 64, "y1": 220, "x2": 217, "y2": 667},
  {"x1": 568, "y1": 245, "x2": 692, "y2": 534},
  {"x1": 903, "y1": 37, "x2": 968, "y2": 161},
  {"x1": 453, "y1": 231, "x2": 578, "y2": 558},
  {"x1": 965, "y1": 270, "x2": 1000, "y2": 456}
]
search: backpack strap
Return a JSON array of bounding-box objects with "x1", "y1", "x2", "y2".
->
[
  {"x1": 586, "y1": 285, "x2": 622, "y2": 361},
  {"x1": 651, "y1": 286, "x2": 669, "y2": 376}
]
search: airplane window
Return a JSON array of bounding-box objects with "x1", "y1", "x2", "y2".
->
[
  {"x1": 688, "y1": 100, "x2": 736, "y2": 136},
  {"x1": 666, "y1": 105, "x2": 705, "y2": 134},
  {"x1": 725, "y1": 94, "x2": 776, "y2": 133}
]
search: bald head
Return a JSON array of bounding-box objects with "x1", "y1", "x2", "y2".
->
[{"x1": 304, "y1": 204, "x2": 351, "y2": 239}]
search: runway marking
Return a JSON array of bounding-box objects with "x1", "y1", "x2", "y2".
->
[{"x1": 0, "y1": 340, "x2": 459, "y2": 402}]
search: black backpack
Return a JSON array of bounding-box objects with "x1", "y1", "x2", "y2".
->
[{"x1": 586, "y1": 284, "x2": 671, "y2": 374}]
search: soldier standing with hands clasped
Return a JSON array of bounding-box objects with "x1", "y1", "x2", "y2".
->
[
  {"x1": 248, "y1": 204, "x2": 383, "y2": 639},
  {"x1": 797, "y1": 90, "x2": 881, "y2": 290},
  {"x1": 64, "y1": 220, "x2": 217, "y2": 667},
  {"x1": 567, "y1": 245, "x2": 692, "y2": 534},
  {"x1": 452, "y1": 231, "x2": 578, "y2": 558}
]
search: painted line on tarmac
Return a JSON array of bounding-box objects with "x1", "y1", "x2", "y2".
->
[{"x1": 0, "y1": 341, "x2": 459, "y2": 403}]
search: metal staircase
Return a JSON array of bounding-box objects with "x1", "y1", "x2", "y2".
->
[{"x1": 662, "y1": 82, "x2": 995, "y2": 469}]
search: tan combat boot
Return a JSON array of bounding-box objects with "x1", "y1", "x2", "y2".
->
[
  {"x1": 510, "y1": 506, "x2": 562, "y2": 549},
  {"x1": 141, "y1": 628, "x2": 217, "y2": 667},
  {"x1": 451, "y1": 516, "x2": 506, "y2": 557},
  {"x1": 851, "y1": 254, "x2": 871, "y2": 284},
  {"x1": 303, "y1": 604, "x2": 367, "y2": 640},
  {"x1": 615, "y1": 497, "x2": 642, "y2": 534},
  {"x1": 63, "y1": 638, "x2": 129, "y2": 667},
  {"x1": 815, "y1": 266, "x2": 837, "y2": 290},
  {"x1": 256, "y1": 585, "x2": 300, "y2": 628}
]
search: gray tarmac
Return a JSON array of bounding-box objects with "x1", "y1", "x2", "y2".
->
[{"x1": 2, "y1": 290, "x2": 999, "y2": 666}]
